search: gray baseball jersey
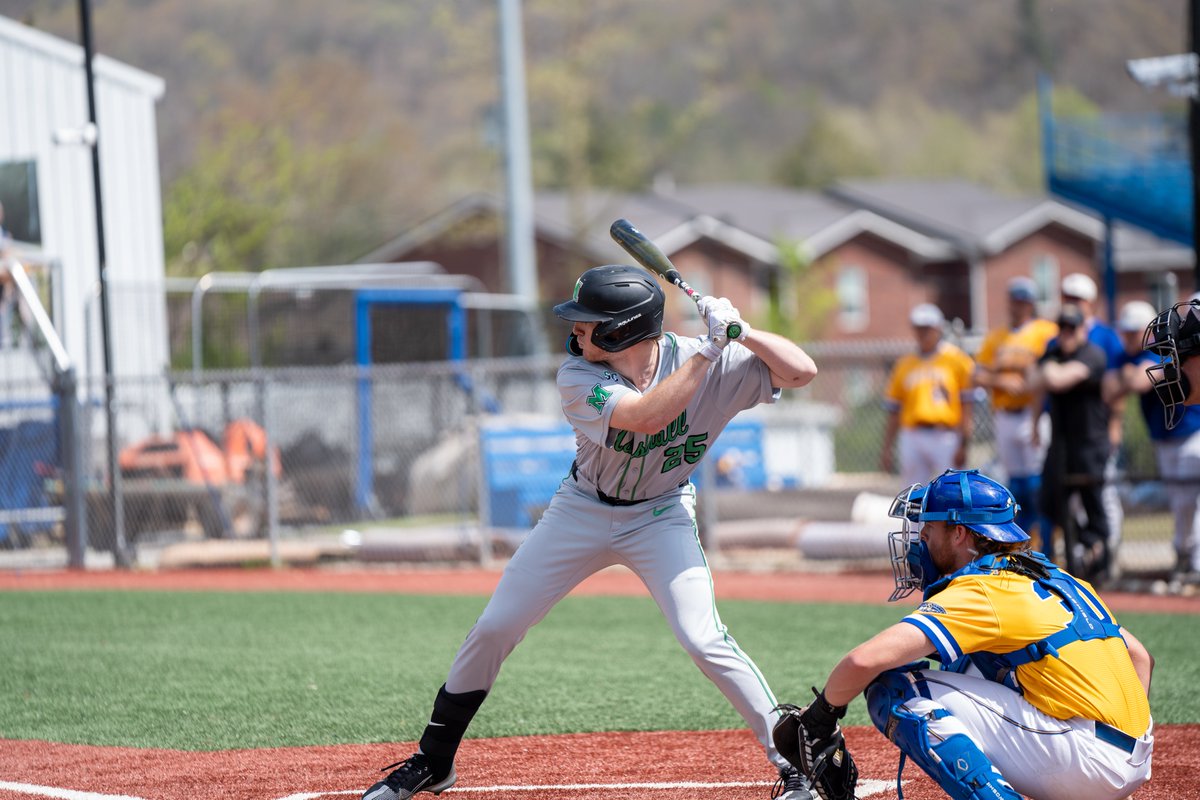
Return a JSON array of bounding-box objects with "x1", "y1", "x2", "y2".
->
[{"x1": 561, "y1": 332, "x2": 779, "y2": 501}]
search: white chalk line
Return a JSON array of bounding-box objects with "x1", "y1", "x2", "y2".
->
[
  {"x1": 0, "y1": 782, "x2": 150, "y2": 800},
  {"x1": 274, "y1": 777, "x2": 897, "y2": 800},
  {"x1": 0, "y1": 776, "x2": 899, "y2": 799}
]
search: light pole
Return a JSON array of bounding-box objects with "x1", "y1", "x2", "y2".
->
[
  {"x1": 497, "y1": 0, "x2": 537, "y2": 303},
  {"x1": 77, "y1": 0, "x2": 128, "y2": 566}
]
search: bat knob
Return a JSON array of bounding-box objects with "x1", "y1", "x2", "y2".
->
[{"x1": 727, "y1": 322, "x2": 743, "y2": 340}]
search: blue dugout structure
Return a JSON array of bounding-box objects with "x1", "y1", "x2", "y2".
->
[
  {"x1": 354, "y1": 288, "x2": 467, "y2": 513},
  {"x1": 353, "y1": 287, "x2": 527, "y2": 514}
]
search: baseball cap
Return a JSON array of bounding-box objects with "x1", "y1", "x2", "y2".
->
[
  {"x1": 1117, "y1": 300, "x2": 1158, "y2": 333},
  {"x1": 1007, "y1": 276, "x2": 1038, "y2": 303},
  {"x1": 1057, "y1": 303, "x2": 1085, "y2": 329},
  {"x1": 1061, "y1": 273, "x2": 1098, "y2": 302},
  {"x1": 909, "y1": 303, "x2": 944, "y2": 328}
]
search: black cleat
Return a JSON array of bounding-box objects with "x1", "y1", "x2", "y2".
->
[
  {"x1": 772, "y1": 766, "x2": 818, "y2": 800},
  {"x1": 361, "y1": 753, "x2": 456, "y2": 800}
]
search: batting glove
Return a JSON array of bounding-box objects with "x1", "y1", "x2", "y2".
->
[
  {"x1": 699, "y1": 335, "x2": 725, "y2": 362},
  {"x1": 698, "y1": 296, "x2": 735, "y2": 326},
  {"x1": 699, "y1": 296, "x2": 749, "y2": 344}
]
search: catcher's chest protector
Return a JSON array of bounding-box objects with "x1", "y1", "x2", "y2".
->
[{"x1": 927, "y1": 553, "x2": 1123, "y2": 690}]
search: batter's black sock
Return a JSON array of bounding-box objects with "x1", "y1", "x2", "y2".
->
[{"x1": 418, "y1": 684, "x2": 487, "y2": 779}]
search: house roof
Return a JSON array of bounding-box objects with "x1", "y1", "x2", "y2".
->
[
  {"x1": 827, "y1": 178, "x2": 1191, "y2": 269},
  {"x1": 1110, "y1": 222, "x2": 1194, "y2": 271},
  {"x1": 0, "y1": 15, "x2": 164, "y2": 98},
  {"x1": 537, "y1": 183, "x2": 955, "y2": 264},
  {"x1": 531, "y1": 190, "x2": 696, "y2": 260},
  {"x1": 360, "y1": 179, "x2": 1191, "y2": 276},
  {"x1": 828, "y1": 178, "x2": 1077, "y2": 253}
]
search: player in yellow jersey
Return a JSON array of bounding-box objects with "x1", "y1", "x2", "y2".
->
[
  {"x1": 776, "y1": 469, "x2": 1153, "y2": 800},
  {"x1": 975, "y1": 277, "x2": 1058, "y2": 539},
  {"x1": 881, "y1": 304, "x2": 976, "y2": 487}
]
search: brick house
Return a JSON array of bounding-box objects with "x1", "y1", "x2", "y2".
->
[{"x1": 360, "y1": 179, "x2": 1192, "y2": 345}]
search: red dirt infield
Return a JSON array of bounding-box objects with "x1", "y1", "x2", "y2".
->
[{"x1": 1, "y1": 566, "x2": 1195, "y2": 799}]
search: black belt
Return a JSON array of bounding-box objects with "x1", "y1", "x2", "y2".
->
[
  {"x1": 912, "y1": 423, "x2": 953, "y2": 430},
  {"x1": 570, "y1": 460, "x2": 683, "y2": 507},
  {"x1": 1094, "y1": 721, "x2": 1137, "y2": 754}
]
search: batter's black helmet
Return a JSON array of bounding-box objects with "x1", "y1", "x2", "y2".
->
[{"x1": 553, "y1": 265, "x2": 665, "y2": 353}]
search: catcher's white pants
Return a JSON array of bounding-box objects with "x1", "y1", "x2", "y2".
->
[
  {"x1": 1155, "y1": 430, "x2": 1200, "y2": 571},
  {"x1": 444, "y1": 477, "x2": 788, "y2": 770},
  {"x1": 1103, "y1": 451, "x2": 1124, "y2": 555},
  {"x1": 904, "y1": 670, "x2": 1152, "y2": 800},
  {"x1": 898, "y1": 427, "x2": 960, "y2": 488}
]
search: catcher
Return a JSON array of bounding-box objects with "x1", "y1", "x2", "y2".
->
[
  {"x1": 773, "y1": 469, "x2": 1153, "y2": 800},
  {"x1": 1144, "y1": 298, "x2": 1200, "y2": 429}
]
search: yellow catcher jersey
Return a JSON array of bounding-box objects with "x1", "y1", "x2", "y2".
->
[
  {"x1": 976, "y1": 319, "x2": 1059, "y2": 412},
  {"x1": 884, "y1": 342, "x2": 975, "y2": 428},
  {"x1": 903, "y1": 572, "x2": 1150, "y2": 737}
]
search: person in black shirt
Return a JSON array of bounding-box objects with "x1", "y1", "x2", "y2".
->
[{"x1": 1037, "y1": 303, "x2": 1112, "y2": 582}]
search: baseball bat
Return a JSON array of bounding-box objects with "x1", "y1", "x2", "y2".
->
[{"x1": 609, "y1": 218, "x2": 742, "y2": 340}]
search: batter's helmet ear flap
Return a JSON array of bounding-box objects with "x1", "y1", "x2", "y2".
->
[{"x1": 566, "y1": 333, "x2": 583, "y2": 356}]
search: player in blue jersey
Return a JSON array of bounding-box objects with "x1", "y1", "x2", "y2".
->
[{"x1": 1110, "y1": 300, "x2": 1200, "y2": 586}]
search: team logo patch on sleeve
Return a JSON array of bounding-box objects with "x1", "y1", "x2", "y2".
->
[
  {"x1": 586, "y1": 384, "x2": 612, "y2": 413},
  {"x1": 917, "y1": 602, "x2": 946, "y2": 614}
]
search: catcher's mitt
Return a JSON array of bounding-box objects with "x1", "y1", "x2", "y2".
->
[{"x1": 772, "y1": 690, "x2": 858, "y2": 800}]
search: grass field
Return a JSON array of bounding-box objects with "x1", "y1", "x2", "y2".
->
[{"x1": 1, "y1": 589, "x2": 1196, "y2": 751}]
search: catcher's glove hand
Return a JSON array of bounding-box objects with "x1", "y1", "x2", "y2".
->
[{"x1": 772, "y1": 689, "x2": 858, "y2": 800}]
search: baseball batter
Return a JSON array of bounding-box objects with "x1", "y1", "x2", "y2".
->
[
  {"x1": 361, "y1": 264, "x2": 819, "y2": 800},
  {"x1": 787, "y1": 469, "x2": 1153, "y2": 800}
]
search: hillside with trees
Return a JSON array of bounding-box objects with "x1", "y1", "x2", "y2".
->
[{"x1": 5, "y1": 0, "x2": 1189, "y2": 276}]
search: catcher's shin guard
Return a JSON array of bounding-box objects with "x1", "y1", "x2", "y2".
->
[
  {"x1": 417, "y1": 685, "x2": 487, "y2": 775},
  {"x1": 866, "y1": 671, "x2": 1021, "y2": 800}
]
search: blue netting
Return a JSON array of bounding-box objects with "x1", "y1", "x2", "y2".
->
[{"x1": 1046, "y1": 112, "x2": 1192, "y2": 245}]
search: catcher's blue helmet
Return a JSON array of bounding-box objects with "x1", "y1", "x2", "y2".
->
[{"x1": 918, "y1": 469, "x2": 1028, "y2": 543}]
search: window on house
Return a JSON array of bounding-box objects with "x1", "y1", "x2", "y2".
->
[
  {"x1": 837, "y1": 266, "x2": 867, "y2": 332},
  {"x1": 1032, "y1": 254, "x2": 1059, "y2": 310}
]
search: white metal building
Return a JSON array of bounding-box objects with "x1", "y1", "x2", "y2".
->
[{"x1": 0, "y1": 14, "x2": 167, "y2": 382}]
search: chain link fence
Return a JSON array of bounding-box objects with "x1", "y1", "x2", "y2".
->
[{"x1": 0, "y1": 271, "x2": 1184, "y2": 580}]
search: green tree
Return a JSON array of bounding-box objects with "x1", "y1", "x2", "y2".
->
[
  {"x1": 776, "y1": 101, "x2": 882, "y2": 188},
  {"x1": 764, "y1": 238, "x2": 837, "y2": 343}
]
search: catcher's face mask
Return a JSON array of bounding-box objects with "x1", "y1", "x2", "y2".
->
[
  {"x1": 1144, "y1": 301, "x2": 1200, "y2": 430},
  {"x1": 887, "y1": 483, "x2": 928, "y2": 602}
]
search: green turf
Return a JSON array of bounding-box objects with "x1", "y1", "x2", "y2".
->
[{"x1": 0, "y1": 590, "x2": 1194, "y2": 750}]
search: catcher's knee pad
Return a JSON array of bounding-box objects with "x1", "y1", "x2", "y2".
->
[
  {"x1": 866, "y1": 669, "x2": 918, "y2": 732},
  {"x1": 865, "y1": 672, "x2": 1020, "y2": 800}
]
